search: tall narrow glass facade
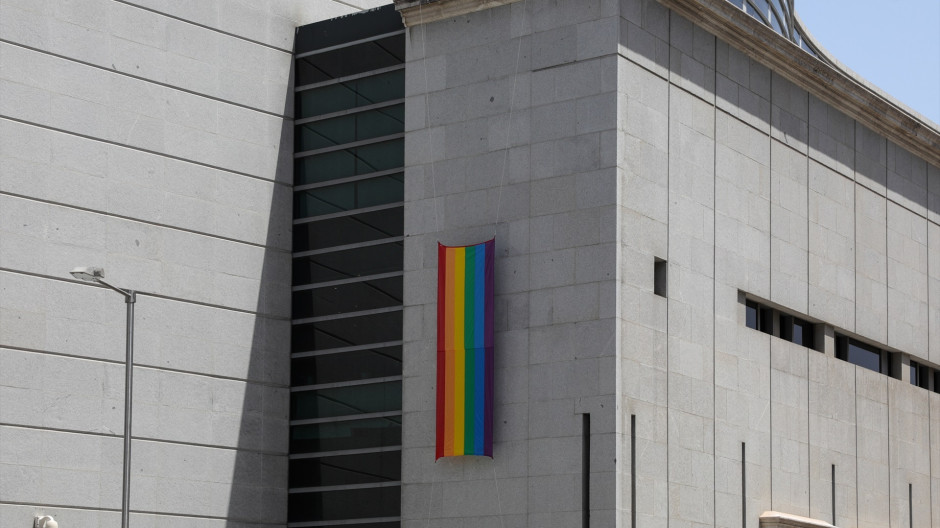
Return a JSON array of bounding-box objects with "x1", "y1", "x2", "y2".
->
[{"x1": 291, "y1": 6, "x2": 405, "y2": 526}]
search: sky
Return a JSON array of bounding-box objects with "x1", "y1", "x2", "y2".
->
[{"x1": 796, "y1": 0, "x2": 940, "y2": 125}]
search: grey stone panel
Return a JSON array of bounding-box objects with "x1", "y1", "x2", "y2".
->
[
  {"x1": 715, "y1": 110, "x2": 771, "y2": 299},
  {"x1": 133, "y1": 367, "x2": 287, "y2": 452},
  {"x1": 807, "y1": 160, "x2": 855, "y2": 331},
  {"x1": 886, "y1": 381, "x2": 932, "y2": 528},
  {"x1": 886, "y1": 202, "x2": 929, "y2": 357},
  {"x1": 619, "y1": 0, "x2": 670, "y2": 79},
  {"x1": 855, "y1": 368, "x2": 890, "y2": 528},
  {"x1": 130, "y1": 439, "x2": 286, "y2": 523},
  {"x1": 0, "y1": 503, "x2": 119, "y2": 528},
  {"x1": 855, "y1": 122, "x2": 888, "y2": 196},
  {"x1": 886, "y1": 141, "x2": 929, "y2": 217},
  {"x1": 770, "y1": 339, "x2": 810, "y2": 517},
  {"x1": 669, "y1": 12, "x2": 716, "y2": 104},
  {"x1": 0, "y1": 120, "x2": 291, "y2": 247},
  {"x1": 808, "y1": 94, "x2": 855, "y2": 179},
  {"x1": 716, "y1": 41, "x2": 771, "y2": 134},
  {"x1": 855, "y1": 185, "x2": 889, "y2": 344},
  {"x1": 0, "y1": 196, "x2": 291, "y2": 316},
  {"x1": 930, "y1": 221, "x2": 940, "y2": 365},
  {"x1": 770, "y1": 73, "x2": 808, "y2": 153},
  {"x1": 929, "y1": 163, "x2": 940, "y2": 224},
  {"x1": 0, "y1": 0, "x2": 294, "y2": 116},
  {"x1": 770, "y1": 139, "x2": 809, "y2": 313},
  {"x1": 807, "y1": 353, "x2": 857, "y2": 527},
  {"x1": 0, "y1": 43, "x2": 290, "y2": 180},
  {"x1": 931, "y1": 392, "x2": 940, "y2": 528},
  {"x1": 0, "y1": 425, "x2": 123, "y2": 509},
  {"x1": 0, "y1": 349, "x2": 124, "y2": 434}
]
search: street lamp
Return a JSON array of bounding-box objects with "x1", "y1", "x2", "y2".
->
[{"x1": 70, "y1": 267, "x2": 135, "y2": 528}]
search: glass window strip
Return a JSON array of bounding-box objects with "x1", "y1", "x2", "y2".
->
[
  {"x1": 296, "y1": 64, "x2": 406, "y2": 93},
  {"x1": 292, "y1": 376, "x2": 404, "y2": 393},
  {"x1": 290, "y1": 481, "x2": 401, "y2": 494},
  {"x1": 291, "y1": 410, "x2": 403, "y2": 426},
  {"x1": 296, "y1": 99, "x2": 406, "y2": 126},
  {"x1": 295, "y1": 168, "x2": 403, "y2": 193},
  {"x1": 292, "y1": 272, "x2": 404, "y2": 292},
  {"x1": 292, "y1": 305, "x2": 404, "y2": 325},
  {"x1": 294, "y1": 202, "x2": 404, "y2": 225},
  {"x1": 295, "y1": 30, "x2": 406, "y2": 60},
  {"x1": 292, "y1": 340, "x2": 403, "y2": 359},
  {"x1": 287, "y1": 516, "x2": 402, "y2": 528},
  {"x1": 290, "y1": 446, "x2": 402, "y2": 460},
  {"x1": 295, "y1": 133, "x2": 405, "y2": 158},
  {"x1": 293, "y1": 236, "x2": 404, "y2": 259}
]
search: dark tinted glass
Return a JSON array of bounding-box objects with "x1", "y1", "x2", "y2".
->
[
  {"x1": 291, "y1": 416, "x2": 401, "y2": 453},
  {"x1": 288, "y1": 485, "x2": 401, "y2": 522},
  {"x1": 294, "y1": 174, "x2": 404, "y2": 219},
  {"x1": 296, "y1": 105, "x2": 404, "y2": 152},
  {"x1": 758, "y1": 306, "x2": 773, "y2": 335},
  {"x1": 791, "y1": 318, "x2": 814, "y2": 349},
  {"x1": 293, "y1": 277, "x2": 402, "y2": 319},
  {"x1": 745, "y1": 301, "x2": 758, "y2": 330},
  {"x1": 843, "y1": 339, "x2": 882, "y2": 373},
  {"x1": 295, "y1": 4, "x2": 402, "y2": 55},
  {"x1": 935, "y1": 371, "x2": 940, "y2": 393},
  {"x1": 296, "y1": 35, "x2": 405, "y2": 85},
  {"x1": 292, "y1": 347, "x2": 402, "y2": 386},
  {"x1": 296, "y1": 69, "x2": 405, "y2": 119},
  {"x1": 292, "y1": 310, "x2": 402, "y2": 351},
  {"x1": 310, "y1": 524, "x2": 399, "y2": 528},
  {"x1": 289, "y1": 450, "x2": 401, "y2": 488},
  {"x1": 295, "y1": 139, "x2": 404, "y2": 186},
  {"x1": 293, "y1": 241, "x2": 403, "y2": 285},
  {"x1": 293, "y1": 208, "x2": 403, "y2": 251},
  {"x1": 292, "y1": 381, "x2": 402, "y2": 420}
]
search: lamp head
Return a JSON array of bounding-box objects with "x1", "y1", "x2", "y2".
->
[
  {"x1": 70, "y1": 267, "x2": 104, "y2": 282},
  {"x1": 34, "y1": 515, "x2": 58, "y2": 528}
]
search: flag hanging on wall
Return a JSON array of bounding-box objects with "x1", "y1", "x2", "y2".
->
[{"x1": 436, "y1": 239, "x2": 495, "y2": 459}]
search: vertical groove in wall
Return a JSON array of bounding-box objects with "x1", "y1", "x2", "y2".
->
[
  {"x1": 665, "y1": 10, "x2": 672, "y2": 528},
  {"x1": 908, "y1": 482, "x2": 912, "y2": 528},
  {"x1": 582, "y1": 413, "x2": 590, "y2": 528},
  {"x1": 831, "y1": 464, "x2": 836, "y2": 526},
  {"x1": 631, "y1": 414, "x2": 637, "y2": 528},
  {"x1": 712, "y1": 31, "x2": 719, "y2": 528},
  {"x1": 742, "y1": 442, "x2": 747, "y2": 528}
]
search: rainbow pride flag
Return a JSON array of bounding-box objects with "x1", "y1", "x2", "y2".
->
[{"x1": 436, "y1": 239, "x2": 494, "y2": 459}]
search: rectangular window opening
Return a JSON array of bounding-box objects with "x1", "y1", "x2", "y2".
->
[
  {"x1": 582, "y1": 413, "x2": 590, "y2": 528},
  {"x1": 654, "y1": 258, "x2": 667, "y2": 298}
]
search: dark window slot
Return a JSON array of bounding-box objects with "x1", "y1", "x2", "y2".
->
[
  {"x1": 293, "y1": 276, "x2": 403, "y2": 319},
  {"x1": 290, "y1": 416, "x2": 402, "y2": 453},
  {"x1": 293, "y1": 241, "x2": 403, "y2": 286},
  {"x1": 291, "y1": 381, "x2": 403, "y2": 420},
  {"x1": 292, "y1": 310, "x2": 403, "y2": 352},
  {"x1": 296, "y1": 69, "x2": 405, "y2": 119},
  {"x1": 294, "y1": 174, "x2": 404, "y2": 219},
  {"x1": 291, "y1": 346, "x2": 403, "y2": 386},
  {"x1": 295, "y1": 104, "x2": 404, "y2": 152},
  {"x1": 295, "y1": 138, "x2": 404, "y2": 186},
  {"x1": 293, "y1": 207, "x2": 404, "y2": 250},
  {"x1": 289, "y1": 450, "x2": 401, "y2": 488},
  {"x1": 287, "y1": 485, "x2": 401, "y2": 522},
  {"x1": 296, "y1": 35, "x2": 405, "y2": 85}
]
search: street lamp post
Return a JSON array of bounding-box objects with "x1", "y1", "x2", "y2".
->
[{"x1": 70, "y1": 267, "x2": 136, "y2": 528}]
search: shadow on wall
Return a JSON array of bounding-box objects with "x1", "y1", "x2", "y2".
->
[{"x1": 224, "y1": 58, "x2": 295, "y2": 526}]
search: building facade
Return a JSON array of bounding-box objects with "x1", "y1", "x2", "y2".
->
[{"x1": 1, "y1": 0, "x2": 939, "y2": 527}]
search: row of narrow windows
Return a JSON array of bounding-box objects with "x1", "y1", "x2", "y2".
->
[{"x1": 744, "y1": 298, "x2": 940, "y2": 393}]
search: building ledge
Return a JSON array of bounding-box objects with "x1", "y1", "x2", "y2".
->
[
  {"x1": 658, "y1": 0, "x2": 940, "y2": 169},
  {"x1": 759, "y1": 511, "x2": 836, "y2": 528},
  {"x1": 394, "y1": 0, "x2": 521, "y2": 27}
]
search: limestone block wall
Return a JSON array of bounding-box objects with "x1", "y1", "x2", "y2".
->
[
  {"x1": 0, "y1": 1, "x2": 384, "y2": 526},
  {"x1": 617, "y1": 2, "x2": 940, "y2": 528},
  {"x1": 400, "y1": 1, "x2": 624, "y2": 526}
]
